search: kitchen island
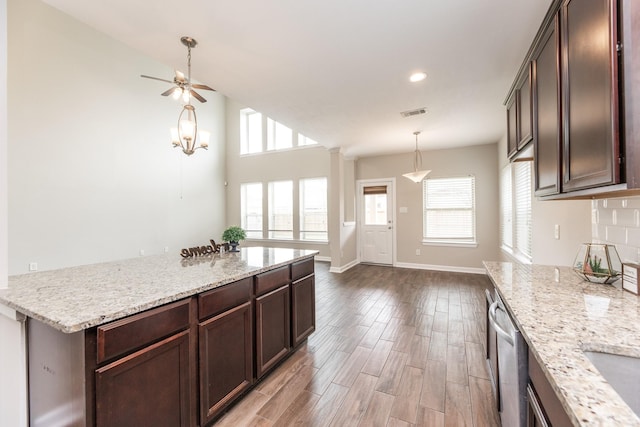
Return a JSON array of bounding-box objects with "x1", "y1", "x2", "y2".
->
[
  {"x1": 0, "y1": 247, "x2": 317, "y2": 427},
  {"x1": 484, "y1": 261, "x2": 640, "y2": 426}
]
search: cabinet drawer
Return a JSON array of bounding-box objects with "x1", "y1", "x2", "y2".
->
[
  {"x1": 255, "y1": 266, "x2": 290, "y2": 296},
  {"x1": 198, "y1": 277, "x2": 252, "y2": 320},
  {"x1": 97, "y1": 299, "x2": 191, "y2": 364},
  {"x1": 291, "y1": 257, "x2": 314, "y2": 281}
]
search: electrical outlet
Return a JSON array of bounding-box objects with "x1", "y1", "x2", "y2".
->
[
  {"x1": 29, "y1": 262, "x2": 38, "y2": 271},
  {"x1": 415, "y1": 249, "x2": 421, "y2": 256},
  {"x1": 554, "y1": 224, "x2": 560, "y2": 240},
  {"x1": 164, "y1": 246, "x2": 169, "y2": 253},
  {"x1": 139, "y1": 249, "x2": 145, "y2": 256}
]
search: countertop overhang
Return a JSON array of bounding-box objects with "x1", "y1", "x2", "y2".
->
[
  {"x1": 0, "y1": 247, "x2": 318, "y2": 333},
  {"x1": 484, "y1": 261, "x2": 640, "y2": 426}
]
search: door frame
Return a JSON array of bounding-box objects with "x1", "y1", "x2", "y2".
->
[{"x1": 356, "y1": 178, "x2": 397, "y2": 266}]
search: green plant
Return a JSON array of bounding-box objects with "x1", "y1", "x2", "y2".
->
[{"x1": 222, "y1": 226, "x2": 246, "y2": 243}]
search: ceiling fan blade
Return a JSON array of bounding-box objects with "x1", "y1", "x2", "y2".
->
[
  {"x1": 190, "y1": 90, "x2": 207, "y2": 103},
  {"x1": 175, "y1": 70, "x2": 186, "y2": 83},
  {"x1": 192, "y1": 83, "x2": 215, "y2": 91},
  {"x1": 140, "y1": 74, "x2": 174, "y2": 84},
  {"x1": 160, "y1": 88, "x2": 176, "y2": 97}
]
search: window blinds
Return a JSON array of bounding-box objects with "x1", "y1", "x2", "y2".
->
[{"x1": 423, "y1": 176, "x2": 476, "y2": 242}]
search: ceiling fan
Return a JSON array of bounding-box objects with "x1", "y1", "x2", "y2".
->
[{"x1": 141, "y1": 36, "x2": 215, "y2": 103}]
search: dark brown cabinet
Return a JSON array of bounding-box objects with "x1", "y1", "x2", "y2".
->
[
  {"x1": 198, "y1": 278, "x2": 253, "y2": 424},
  {"x1": 96, "y1": 331, "x2": 192, "y2": 427},
  {"x1": 256, "y1": 285, "x2": 291, "y2": 378},
  {"x1": 507, "y1": 94, "x2": 519, "y2": 158},
  {"x1": 528, "y1": 349, "x2": 572, "y2": 426},
  {"x1": 517, "y1": 66, "x2": 534, "y2": 150},
  {"x1": 94, "y1": 299, "x2": 196, "y2": 427},
  {"x1": 533, "y1": 15, "x2": 562, "y2": 197},
  {"x1": 561, "y1": 0, "x2": 620, "y2": 192},
  {"x1": 291, "y1": 258, "x2": 316, "y2": 347}
]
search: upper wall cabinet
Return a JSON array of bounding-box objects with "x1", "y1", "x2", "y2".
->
[
  {"x1": 561, "y1": 0, "x2": 620, "y2": 192},
  {"x1": 507, "y1": 94, "x2": 519, "y2": 158},
  {"x1": 533, "y1": 14, "x2": 561, "y2": 197},
  {"x1": 507, "y1": 66, "x2": 533, "y2": 160},
  {"x1": 509, "y1": 0, "x2": 640, "y2": 199}
]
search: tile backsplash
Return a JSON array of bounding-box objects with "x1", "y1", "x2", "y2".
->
[{"x1": 592, "y1": 196, "x2": 640, "y2": 263}]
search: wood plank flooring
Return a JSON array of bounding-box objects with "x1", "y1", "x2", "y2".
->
[{"x1": 215, "y1": 262, "x2": 501, "y2": 427}]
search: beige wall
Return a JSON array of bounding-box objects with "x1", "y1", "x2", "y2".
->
[
  {"x1": 7, "y1": 0, "x2": 227, "y2": 274},
  {"x1": 357, "y1": 143, "x2": 500, "y2": 272},
  {"x1": 225, "y1": 99, "x2": 331, "y2": 258}
]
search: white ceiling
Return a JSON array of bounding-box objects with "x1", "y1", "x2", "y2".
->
[{"x1": 42, "y1": 0, "x2": 551, "y2": 158}]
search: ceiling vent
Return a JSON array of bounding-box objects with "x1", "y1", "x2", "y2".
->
[{"x1": 400, "y1": 107, "x2": 427, "y2": 118}]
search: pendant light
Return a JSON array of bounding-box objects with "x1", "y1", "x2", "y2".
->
[{"x1": 402, "y1": 131, "x2": 431, "y2": 183}]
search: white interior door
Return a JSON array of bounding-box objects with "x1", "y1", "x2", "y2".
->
[{"x1": 358, "y1": 180, "x2": 394, "y2": 265}]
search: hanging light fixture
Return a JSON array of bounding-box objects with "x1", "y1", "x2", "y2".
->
[
  {"x1": 170, "y1": 36, "x2": 210, "y2": 156},
  {"x1": 403, "y1": 131, "x2": 431, "y2": 183}
]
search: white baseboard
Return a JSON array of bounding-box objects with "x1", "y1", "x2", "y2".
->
[
  {"x1": 314, "y1": 256, "x2": 331, "y2": 263},
  {"x1": 329, "y1": 258, "x2": 359, "y2": 273},
  {"x1": 394, "y1": 261, "x2": 486, "y2": 275}
]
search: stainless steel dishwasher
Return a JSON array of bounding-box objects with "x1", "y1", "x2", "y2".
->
[{"x1": 488, "y1": 292, "x2": 528, "y2": 427}]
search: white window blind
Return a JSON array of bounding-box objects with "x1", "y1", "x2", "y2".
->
[
  {"x1": 240, "y1": 183, "x2": 263, "y2": 238},
  {"x1": 423, "y1": 176, "x2": 476, "y2": 244},
  {"x1": 500, "y1": 166, "x2": 513, "y2": 249},
  {"x1": 514, "y1": 162, "x2": 532, "y2": 259}
]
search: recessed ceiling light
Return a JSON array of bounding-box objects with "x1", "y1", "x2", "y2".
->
[{"x1": 409, "y1": 72, "x2": 427, "y2": 83}]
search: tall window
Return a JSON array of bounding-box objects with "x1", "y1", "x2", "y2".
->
[
  {"x1": 299, "y1": 178, "x2": 328, "y2": 241},
  {"x1": 240, "y1": 183, "x2": 263, "y2": 238},
  {"x1": 423, "y1": 176, "x2": 476, "y2": 245},
  {"x1": 500, "y1": 162, "x2": 532, "y2": 261},
  {"x1": 240, "y1": 108, "x2": 262, "y2": 154},
  {"x1": 514, "y1": 162, "x2": 532, "y2": 259},
  {"x1": 298, "y1": 134, "x2": 318, "y2": 146},
  {"x1": 267, "y1": 118, "x2": 293, "y2": 150},
  {"x1": 268, "y1": 180, "x2": 293, "y2": 239}
]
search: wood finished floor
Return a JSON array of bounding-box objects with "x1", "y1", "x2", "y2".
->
[{"x1": 215, "y1": 262, "x2": 500, "y2": 427}]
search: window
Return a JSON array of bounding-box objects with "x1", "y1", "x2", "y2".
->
[
  {"x1": 299, "y1": 178, "x2": 328, "y2": 241},
  {"x1": 500, "y1": 162, "x2": 532, "y2": 261},
  {"x1": 298, "y1": 134, "x2": 318, "y2": 146},
  {"x1": 267, "y1": 118, "x2": 292, "y2": 150},
  {"x1": 240, "y1": 108, "x2": 262, "y2": 154},
  {"x1": 363, "y1": 185, "x2": 388, "y2": 225},
  {"x1": 268, "y1": 180, "x2": 293, "y2": 239},
  {"x1": 241, "y1": 183, "x2": 263, "y2": 238},
  {"x1": 423, "y1": 176, "x2": 476, "y2": 246}
]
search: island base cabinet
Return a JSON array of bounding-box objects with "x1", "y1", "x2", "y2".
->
[
  {"x1": 199, "y1": 301, "x2": 253, "y2": 425},
  {"x1": 95, "y1": 330, "x2": 192, "y2": 427},
  {"x1": 291, "y1": 275, "x2": 315, "y2": 347},
  {"x1": 256, "y1": 285, "x2": 291, "y2": 378}
]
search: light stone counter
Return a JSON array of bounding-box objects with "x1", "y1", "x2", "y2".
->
[
  {"x1": 484, "y1": 261, "x2": 640, "y2": 426},
  {"x1": 0, "y1": 247, "x2": 317, "y2": 333}
]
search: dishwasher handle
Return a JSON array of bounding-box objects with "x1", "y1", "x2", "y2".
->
[{"x1": 488, "y1": 300, "x2": 514, "y2": 346}]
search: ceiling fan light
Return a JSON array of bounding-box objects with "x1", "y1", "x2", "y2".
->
[
  {"x1": 171, "y1": 88, "x2": 182, "y2": 100},
  {"x1": 182, "y1": 90, "x2": 190, "y2": 103},
  {"x1": 403, "y1": 170, "x2": 431, "y2": 183}
]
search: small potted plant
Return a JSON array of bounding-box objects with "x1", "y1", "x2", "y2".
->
[{"x1": 222, "y1": 226, "x2": 246, "y2": 252}]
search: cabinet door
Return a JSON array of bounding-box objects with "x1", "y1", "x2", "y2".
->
[
  {"x1": 256, "y1": 285, "x2": 291, "y2": 378},
  {"x1": 507, "y1": 93, "x2": 519, "y2": 158},
  {"x1": 562, "y1": 0, "x2": 620, "y2": 191},
  {"x1": 95, "y1": 330, "x2": 192, "y2": 427},
  {"x1": 533, "y1": 15, "x2": 562, "y2": 196},
  {"x1": 199, "y1": 301, "x2": 253, "y2": 424},
  {"x1": 517, "y1": 65, "x2": 533, "y2": 150},
  {"x1": 291, "y1": 275, "x2": 316, "y2": 347}
]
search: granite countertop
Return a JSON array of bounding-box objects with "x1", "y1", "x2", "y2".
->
[
  {"x1": 484, "y1": 261, "x2": 640, "y2": 426},
  {"x1": 0, "y1": 247, "x2": 317, "y2": 334}
]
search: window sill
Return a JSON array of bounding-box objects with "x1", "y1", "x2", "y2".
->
[
  {"x1": 422, "y1": 240, "x2": 478, "y2": 248},
  {"x1": 501, "y1": 245, "x2": 532, "y2": 265}
]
